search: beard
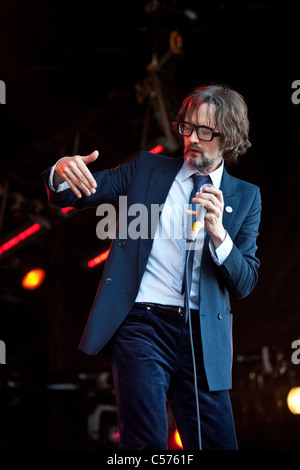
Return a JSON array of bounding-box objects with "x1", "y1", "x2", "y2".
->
[{"x1": 184, "y1": 147, "x2": 222, "y2": 172}]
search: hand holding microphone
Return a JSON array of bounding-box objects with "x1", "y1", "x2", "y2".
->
[
  {"x1": 185, "y1": 183, "x2": 226, "y2": 247},
  {"x1": 188, "y1": 183, "x2": 215, "y2": 241}
]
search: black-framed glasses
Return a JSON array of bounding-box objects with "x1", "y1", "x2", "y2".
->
[{"x1": 178, "y1": 121, "x2": 221, "y2": 142}]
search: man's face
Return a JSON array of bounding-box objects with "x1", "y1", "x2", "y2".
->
[{"x1": 183, "y1": 103, "x2": 222, "y2": 173}]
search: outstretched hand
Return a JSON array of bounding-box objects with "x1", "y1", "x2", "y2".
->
[{"x1": 55, "y1": 150, "x2": 99, "y2": 198}]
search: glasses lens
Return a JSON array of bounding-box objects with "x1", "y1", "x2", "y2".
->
[
  {"x1": 179, "y1": 123, "x2": 217, "y2": 141},
  {"x1": 178, "y1": 122, "x2": 193, "y2": 136},
  {"x1": 198, "y1": 127, "x2": 213, "y2": 141}
]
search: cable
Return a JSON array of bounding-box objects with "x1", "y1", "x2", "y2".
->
[{"x1": 184, "y1": 242, "x2": 202, "y2": 450}]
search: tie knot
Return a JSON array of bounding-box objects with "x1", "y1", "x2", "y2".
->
[{"x1": 191, "y1": 173, "x2": 212, "y2": 191}]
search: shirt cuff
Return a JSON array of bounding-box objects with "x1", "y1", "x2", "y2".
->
[
  {"x1": 49, "y1": 160, "x2": 70, "y2": 192},
  {"x1": 209, "y1": 231, "x2": 233, "y2": 265}
]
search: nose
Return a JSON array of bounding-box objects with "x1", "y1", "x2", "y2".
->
[{"x1": 189, "y1": 128, "x2": 200, "y2": 143}]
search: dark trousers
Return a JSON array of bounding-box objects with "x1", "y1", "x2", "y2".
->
[{"x1": 111, "y1": 303, "x2": 238, "y2": 450}]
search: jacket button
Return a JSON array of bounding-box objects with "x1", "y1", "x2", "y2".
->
[
  {"x1": 105, "y1": 278, "x2": 112, "y2": 284},
  {"x1": 218, "y1": 314, "x2": 222, "y2": 320},
  {"x1": 119, "y1": 241, "x2": 125, "y2": 247}
]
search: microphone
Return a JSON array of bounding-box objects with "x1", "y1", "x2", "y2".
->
[{"x1": 189, "y1": 183, "x2": 215, "y2": 241}]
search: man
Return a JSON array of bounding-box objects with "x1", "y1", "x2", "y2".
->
[{"x1": 42, "y1": 84, "x2": 261, "y2": 450}]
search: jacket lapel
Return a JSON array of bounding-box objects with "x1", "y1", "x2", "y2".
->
[
  {"x1": 220, "y1": 168, "x2": 241, "y2": 230},
  {"x1": 144, "y1": 156, "x2": 184, "y2": 207},
  {"x1": 201, "y1": 168, "x2": 240, "y2": 287}
]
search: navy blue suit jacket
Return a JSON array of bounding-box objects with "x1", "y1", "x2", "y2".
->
[{"x1": 42, "y1": 152, "x2": 261, "y2": 391}]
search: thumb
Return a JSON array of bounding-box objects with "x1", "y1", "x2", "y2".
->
[{"x1": 81, "y1": 150, "x2": 99, "y2": 165}]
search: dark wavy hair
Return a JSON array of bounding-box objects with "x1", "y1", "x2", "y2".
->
[{"x1": 174, "y1": 84, "x2": 251, "y2": 162}]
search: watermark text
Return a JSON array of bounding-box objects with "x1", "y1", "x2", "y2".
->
[
  {"x1": 291, "y1": 339, "x2": 300, "y2": 365},
  {"x1": 0, "y1": 340, "x2": 6, "y2": 364},
  {"x1": 95, "y1": 196, "x2": 204, "y2": 247},
  {"x1": 291, "y1": 80, "x2": 300, "y2": 104},
  {"x1": 0, "y1": 80, "x2": 6, "y2": 104}
]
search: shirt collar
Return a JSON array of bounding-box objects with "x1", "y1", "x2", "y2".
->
[{"x1": 179, "y1": 158, "x2": 224, "y2": 190}]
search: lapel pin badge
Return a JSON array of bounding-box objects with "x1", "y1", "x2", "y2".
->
[{"x1": 225, "y1": 206, "x2": 233, "y2": 213}]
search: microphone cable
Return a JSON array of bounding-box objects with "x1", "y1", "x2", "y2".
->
[
  {"x1": 184, "y1": 240, "x2": 202, "y2": 450},
  {"x1": 181, "y1": 182, "x2": 214, "y2": 449}
]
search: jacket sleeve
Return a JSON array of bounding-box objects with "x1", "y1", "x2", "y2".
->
[{"x1": 216, "y1": 186, "x2": 262, "y2": 299}]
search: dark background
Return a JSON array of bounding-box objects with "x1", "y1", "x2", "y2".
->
[{"x1": 0, "y1": 0, "x2": 300, "y2": 450}]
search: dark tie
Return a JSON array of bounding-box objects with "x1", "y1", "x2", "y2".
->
[{"x1": 182, "y1": 173, "x2": 212, "y2": 320}]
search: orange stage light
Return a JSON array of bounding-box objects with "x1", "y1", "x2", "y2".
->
[
  {"x1": 174, "y1": 429, "x2": 183, "y2": 449},
  {"x1": 287, "y1": 387, "x2": 300, "y2": 415},
  {"x1": 21, "y1": 268, "x2": 46, "y2": 290}
]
